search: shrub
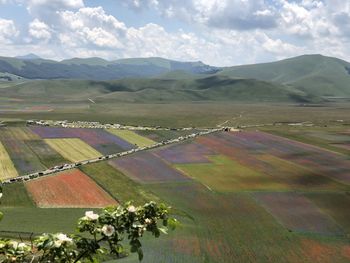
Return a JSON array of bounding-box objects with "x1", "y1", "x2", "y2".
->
[{"x1": 0, "y1": 187, "x2": 178, "y2": 262}]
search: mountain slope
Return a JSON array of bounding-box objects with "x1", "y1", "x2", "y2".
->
[
  {"x1": 0, "y1": 56, "x2": 219, "y2": 80},
  {"x1": 220, "y1": 54, "x2": 350, "y2": 97}
]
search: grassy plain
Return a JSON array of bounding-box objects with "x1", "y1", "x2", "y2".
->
[
  {"x1": 106, "y1": 129, "x2": 155, "y2": 147},
  {"x1": 44, "y1": 138, "x2": 102, "y2": 162},
  {"x1": 80, "y1": 162, "x2": 160, "y2": 204},
  {"x1": 1, "y1": 183, "x2": 34, "y2": 207},
  {"x1": 0, "y1": 102, "x2": 349, "y2": 128},
  {"x1": 0, "y1": 141, "x2": 19, "y2": 180},
  {"x1": 0, "y1": 208, "x2": 91, "y2": 235}
]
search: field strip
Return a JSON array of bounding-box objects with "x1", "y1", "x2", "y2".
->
[
  {"x1": 0, "y1": 141, "x2": 19, "y2": 180},
  {"x1": 106, "y1": 129, "x2": 155, "y2": 147},
  {"x1": 2, "y1": 127, "x2": 227, "y2": 185},
  {"x1": 45, "y1": 138, "x2": 102, "y2": 162}
]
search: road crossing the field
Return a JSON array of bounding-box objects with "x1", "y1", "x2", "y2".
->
[{"x1": 2, "y1": 126, "x2": 231, "y2": 185}]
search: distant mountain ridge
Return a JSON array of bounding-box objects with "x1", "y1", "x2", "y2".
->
[
  {"x1": 1, "y1": 54, "x2": 350, "y2": 102},
  {"x1": 0, "y1": 56, "x2": 220, "y2": 80},
  {"x1": 15, "y1": 53, "x2": 42, "y2": 60}
]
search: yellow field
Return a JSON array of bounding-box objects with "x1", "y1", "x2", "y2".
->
[
  {"x1": 106, "y1": 129, "x2": 155, "y2": 147},
  {"x1": 45, "y1": 138, "x2": 102, "y2": 162},
  {"x1": 0, "y1": 141, "x2": 19, "y2": 180},
  {"x1": 0, "y1": 127, "x2": 40, "y2": 141}
]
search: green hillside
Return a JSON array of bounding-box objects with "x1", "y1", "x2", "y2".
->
[
  {"x1": 220, "y1": 54, "x2": 350, "y2": 97},
  {"x1": 0, "y1": 76, "x2": 315, "y2": 103}
]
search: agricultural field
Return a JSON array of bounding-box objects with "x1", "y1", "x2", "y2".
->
[
  {"x1": 0, "y1": 141, "x2": 19, "y2": 180},
  {"x1": 106, "y1": 129, "x2": 155, "y2": 147},
  {"x1": 253, "y1": 192, "x2": 343, "y2": 235},
  {"x1": 259, "y1": 125, "x2": 350, "y2": 156},
  {"x1": 44, "y1": 138, "x2": 102, "y2": 162},
  {"x1": 109, "y1": 152, "x2": 190, "y2": 183},
  {"x1": 25, "y1": 169, "x2": 117, "y2": 208},
  {"x1": 80, "y1": 162, "x2": 160, "y2": 205},
  {"x1": 154, "y1": 141, "x2": 214, "y2": 163},
  {"x1": 1, "y1": 139, "x2": 45, "y2": 175},
  {"x1": 25, "y1": 140, "x2": 67, "y2": 168},
  {"x1": 0, "y1": 127, "x2": 40, "y2": 141},
  {"x1": 0, "y1": 123, "x2": 350, "y2": 262},
  {"x1": 30, "y1": 127, "x2": 135, "y2": 155}
]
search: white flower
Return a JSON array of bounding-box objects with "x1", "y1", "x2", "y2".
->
[
  {"x1": 0, "y1": 193, "x2": 3, "y2": 199},
  {"x1": 54, "y1": 240, "x2": 62, "y2": 248},
  {"x1": 127, "y1": 205, "x2": 136, "y2": 213},
  {"x1": 144, "y1": 218, "x2": 152, "y2": 225},
  {"x1": 102, "y1": 225, "x2": 115, "y2": 237},
  {"x1": 17, "y1": 243, "x2": 27, "y2": 250},
  {"x1": 54, "y1": 233, "x2": 73, "y2": 247},
  {"x1": 85, "y1": 211, "x2": 99, "y2": 221},
  {"x1": 10, "y1": 241, "x2": 18, "y2": 249},
  {"x1": 57, "y1": 233, "x2": 72, "y2": 243}
]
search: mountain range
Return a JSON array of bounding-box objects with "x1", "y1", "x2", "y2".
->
[{"x1": 0, "y1": 54, "x2": 349, "y2": 103}]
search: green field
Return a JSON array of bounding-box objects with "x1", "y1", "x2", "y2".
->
[
  {"x1": 175, "y1": 155, "x2": 267, "y2": 192},
  {"x1": 1, "y1": 183, "x2": 34, "y2": 207},
  {"x1": 79, "y1": 162, "x2": 160, "y2": 205},
  {"x1": 25, "y1": 139, "x2": 68, "y2": 168},
  {"x1": 106, "y1": 129, "x2": 155, "y2": 147},
  {"x1": 0, "y1": 208, "x2": 92, "y2": 235}
]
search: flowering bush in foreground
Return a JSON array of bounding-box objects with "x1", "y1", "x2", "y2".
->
[{"x1": 0, "y1": 189, "x2": 178, "y2": 262}]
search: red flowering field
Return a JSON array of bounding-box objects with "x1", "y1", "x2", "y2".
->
[{"x1": 25, "y1": 169, "x2": 117, "y2": 208}]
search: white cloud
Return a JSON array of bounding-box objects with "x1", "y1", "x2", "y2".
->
[
  {"x1": 1, "y1": 0, "x2": 350, "y2": 66},
  {"x1": 29, "y1": 18, "x2": 51, "y2": 41},
  {"x1": 58, "y1": 7, "x2": 126, "y2": 49},
  {"x1": 0, "y1": 19, "x2": 18, "y2": 43},
  {"x1": 25, "y1": 0, "x2": 84, "y2": 25}
]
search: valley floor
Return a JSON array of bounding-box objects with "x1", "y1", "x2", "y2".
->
[{"x1": 0, "y1": 102, "x2": 349, "y2": 262}]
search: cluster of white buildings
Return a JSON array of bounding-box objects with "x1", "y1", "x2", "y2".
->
[{"x1": 26, "y1": 119, "x2": 200, "y2": 131}]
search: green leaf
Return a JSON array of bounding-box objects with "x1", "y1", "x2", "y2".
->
[
  {"x1": 0, "y1": 211, "x2": 3, "y2": 222},
  {"x1": 116, "y1": 244, "x2": 123, "y2": 254},
  {"x1": 158, "y1": 227, "x2": 168, "y2": 235},
  {"x1": 168, "y1": 218, "x2": 179, "y2": 231}
]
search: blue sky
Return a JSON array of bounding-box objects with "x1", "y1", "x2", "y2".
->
[{"x1": 0, "y1": 0, "x2": 349, "y2": 66}]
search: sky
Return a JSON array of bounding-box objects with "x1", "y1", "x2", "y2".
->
[{"x1": 0, "y1": 0, "x2": 349, "y2": 66}]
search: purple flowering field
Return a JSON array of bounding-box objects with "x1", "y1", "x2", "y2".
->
[
  {"x1": 153, "y1": 142, "x2": 215, "y2": 164},
  {"x1": 109, "y1": 151, "x2": 191, "y2": 183},
  {"x1": 30, "y1": 127, "x2": 135, "y2": 155}
]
